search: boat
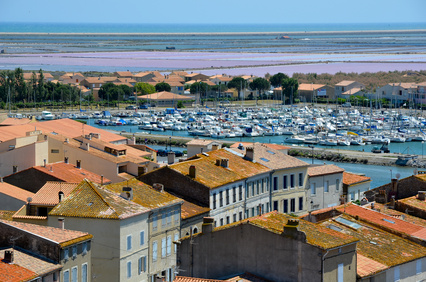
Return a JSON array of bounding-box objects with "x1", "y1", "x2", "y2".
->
[{"x1": 41, "y1": 111, "x2": 55, "y2": 120}]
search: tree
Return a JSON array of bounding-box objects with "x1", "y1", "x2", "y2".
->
[
  {"x1": 135, "y1": 82, "x2": 155, "y2": 95},
  {"x1": 269, "y1": 72, "x2": 289, "y2": 88},
  {"x1": 249, "y1": 77, "x2": 270, "y2": 99},
  {"x1": 281, "y1": 78, "x2": 299, "y2": 104},
  {"x1": 227, "y1": 77, "x2": 246, "y2": 99},
  {"x1": 155, "y1": 82, "x2": 171, "y2": 92},
  {"x1": 190, "y1": 82, "x2": 210, "y2": 103}
]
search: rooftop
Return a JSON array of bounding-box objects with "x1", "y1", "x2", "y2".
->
[
  {"x1": 0, "y1": 249, "x2": 38, "y2": 282},
  {"x1": 0, "y1": 182, "x2": 34, "y2": 203},
  {"x1": 49, "y1": 180, "x2": 150, "y2": 220},
  {"x1": 180, "y1": 200, "x2": 210, "y2": 220},
  {"x1": 298, "y1": 83, "x2": 326, "y2": 91},
  {"x1": 186, "y1": 139, "x2": 222, "y2": 146},
  {"x1": 30, "y1": 182, "x2": 79, "y2": 206},
  {"x1": 343, "y1": 172, "x2": 371, "y2": 186},
  {"x1": 138, "y1": 91, "x2": 192, "y2": 100},
  {"x1": 308, "y1": 164, "x2": 344, "y2": 177},
  {"x1": 230, "y1": 142, "x2": 290, "y2": 151},
  {"x1": 336, "y1": 80, "x2": 357, "y2": 86},
  {"x1": 397, "y1": 195, "x2": 426, "y2": 211},
  {"x1": 0, "y1": 220, "x2": 92, "y2": 248}
]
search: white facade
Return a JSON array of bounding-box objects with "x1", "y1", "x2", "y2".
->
[{"x1": 307, "y1": 172, "x2": 343, "y2": 211}]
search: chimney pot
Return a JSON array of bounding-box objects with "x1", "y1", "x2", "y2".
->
[
  {"x1": 202, "y1": 217, "x2": 214, "y2": 234},
  {"x1": 58, "y1": 218, "x2": 65, "y2": 230},
  {"x1": 418, "y1": 191, "x2": 426, "y2": 201},
  {"x1": 4, "y1": 250, "x2": 14, "y2": 263},
  {"x1": 189, "y1": 165, "x2": 196, "y2": 178}
]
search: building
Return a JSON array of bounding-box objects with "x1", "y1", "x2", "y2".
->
[
  {"x1": 335, "y1": 81, "x2": 365, "y2": 99},
  {"x1": 0, "y1": 219, "x2": 92, "y2": 282},
  {"x1": 298, "y1": 83, "x2": 335, "y2": 102},
  {"x1": 184, "y1": 73, "x2": 209, "y2": 82},
  {"x1": 139, "y1": 148, "x2": 272, "y2": 227},
  {"x1": 230, "y1": 143, "x2": 309, "y2": 216},
  {"x1": 177, "y1": 212, "x2": 358, "y2": 281},
  {"x1": 307, "y1": 165, "x2": 344, "y2": 211},
  {"x1": 342, "y1": 172, "x2": 371, "y2": 202},
  {"x1": 138, "y1": 91, "x2": 193, "y2": 107},
  {"x1": 230, "y1": 142, "x2": 290, "y2": 154},
  {"x1": 376, "y1": 83, "x2": 418, "y2": 107},
  {"x1": 180, "y1": 199, "x2": 210, "y2": 237},
  {"x1": 0, "y1": 182, "x2": 34, "y2": 211},
  {"x1": 186, "y1": 139, "x2": 222, "y2": 158},
  {"x1": 395, "y1": 191, "x2": 426, "y2": 220}
]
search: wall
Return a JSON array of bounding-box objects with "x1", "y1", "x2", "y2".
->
[
  {"x1": 178, "y1": 223, "x2": 356, "y2": 281},
  {"x1": 0, "y1": 194, "x2": 26, "y2": 211},
  {"x1": 61, "y1": 240, "x2": 92, "y2": 282},
  {"x1": 48, "y1": 216, "x2": 121, "y2": 282},
  {"x1": 346, "y1": 181, "x2": 371, "y2": 202},
  {"x1": 307, "y1": 172, "x2": 343, "y2": 211},
  {"x1": 323, "y1": 246, "x2": 357, "y2": 282}
]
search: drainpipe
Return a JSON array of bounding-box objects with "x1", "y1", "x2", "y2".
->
[
  {"x1": 243, "y1": 179, "x2": 247, "y2": 218},
  {"x1": 321, "y1": 249, "x2": 329, "y2": 282}
]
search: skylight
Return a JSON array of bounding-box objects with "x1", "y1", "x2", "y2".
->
[
  {"x1": 382, "y1": 218, "x2": 395, "y2": 224},
  {"x1": 266, "y1": 150, "x2": 276, "y2": 155},
  {"x1": 334, "y1": 217, "x2": 362, "y2": 230},
  {"x1": 327, "y1": 224, "x2": 343, "y2": 232},
  {"x1": 260, "y1": 157, "x2": 270, "y2": 162}
]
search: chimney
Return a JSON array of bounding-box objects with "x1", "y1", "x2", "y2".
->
[
  {"x1": 76, "y1": 160, "x2": 81, "y2": 169},
  {"x1": 390, "y1": 195, "x2": 396, "y2": 208},
  {"x1": 65, "y1": 138, "x2": 69, "y2": 143},
  {"x1": 58, "y1": 191, "x2": 64, "y2": 202},
  {"x1": 418, "y1": 191, "x2": 426, "y2": 201},
  {"x1": 58, "y1": 218, "x2": 65, "y2": 230},
  {"x1": 4, "y1": 250, "x2": 14, "y2": 263},
  {"x1": 216, "y1": 159, "x2": 221, "y2": 166},
  {"x1": 220, "y1": 158, "x2": 229, "y2": 168},
  {"x1": 202, "y1": 217, "x2": 214, "y2": 234},
  {"x1": 64, "y1": 157, "x2": 69, "y2": 164},
  {"x1": 168, "y1": 151, "x2": 175, "y2": 164},
  {"x1": 153, "y1": 183, "x2": 164, "y2": 192},
  {"x1": 371, "y1": 202, "x2": 375, "y2": 210},
  {"x1": 282, "y1": 219, "x2": 300, "y2": 239},
  {"x1": 245, "y1": 147, "x2": 255, "y2": 161},
  {"x1": 101, "y1": 175, "x2": 104, "y2": 186},
  {"x1": 121, "y1": 187, "x2": 133, "y2": 200},
  {"x1": 391, "y1": 178, "x2": 398, "y2": 193},
  {"x1": 44, "y1": 159, "x2": 47, "y2": 167},
  {"x1": 189, "y1": 165, "x2": 196, "y2": 178}
]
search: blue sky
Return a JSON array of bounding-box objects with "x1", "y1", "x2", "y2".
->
[{"x1": 1, "y1": 0, "x2": 425, "y2": 24}]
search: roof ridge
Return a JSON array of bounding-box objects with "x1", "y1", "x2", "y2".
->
[{"x1": 85, "y1": 180, "x2": 121, "y2": 217}]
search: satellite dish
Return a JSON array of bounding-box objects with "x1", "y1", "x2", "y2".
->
[
  {"x1": 27, "y1": 197, "x2": 32, "y2": 203},
  {"x1": 395, "y1": 173, "x2": 401, "y2": 179}
]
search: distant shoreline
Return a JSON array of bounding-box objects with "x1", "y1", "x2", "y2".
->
[{"x1": 1, "y1": 29, "x2": 425, "y2": 36}]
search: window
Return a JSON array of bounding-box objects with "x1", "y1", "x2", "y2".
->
[
  {"x1": 174, "y1": 233, "x2": 179, "y2": 253},
  {"x1": 299, "y1": 197, "x2": 303, "y2": 211},
  {"x1": 127, "y1": 261, "x2": 132, "y2": 278},
  {"x1": 273, "y1": 201, "x2": 278, "y2": 211},
  {"x1": 266, "y1": 178, "x2": 269, "y2": 191},
  {"x1": 167, "y1": 236, "x2": 172, "y2": 256},
  {"x1": 283, "y1": 175, "x2": 288, "y2": 189},
  {"x1": 153, "y1": 216, "x2": 158, "y2": 231},
  {"x1": 71, "y1": 267, "x2": 77, "y2": 282},
  {"x1": 127, "y1": 235, "x2": 132, "y2": 251},
  {"x1": 140, "y1": 231, "x2": 145, "y2": 246},
  {"x1": 219, "y1": 191, "x2": 223, "y2": 207},
  {"x1": 336, "y1": 179, "x2": 340, "y2": 191},
  {"x1": 261, "y1": 179, "x2": 264, "y2": 193},
  {"x1": 239, "y1": 211, "x2": 243, "y2": 220},
  {"x1": 324, "y1": 181, "x2": 329, "y2": 192},
  {"x1": 152, "y1": 241, "x2": 158, "y2": 261},
  {"x1": 232, "y1": 187, "x2": 236, "y2": 203},
  {"x1": 72, "y1": 246, "x2": 77, "y2": 259},
  {"x1": 233, "y1": 213, "x2": 236, "y2": 222},
  {"x1": 82, "y1": 263, "x2": 88, "y2": 282},
  {"x1": 226, "y1": 216, "x2": 230, "y2": 224},
  {"x1": 64, "y1": 248, "x2": 69, "y2": 261},
  {"x1": 416, "y1": 259, "x2": 422, "y2": 274},
  {"x1": 139, "y1": 256, "x2": 147, "y2": 274},
  {"x1": 162, "y1": 237, "x2": 166, "y2": 257},
  {"x1": 311, "y1": 183, "x2": 316, "y2": 195},
  {"x1": 350, "y1": 192, "x2": 355, "y2": 201},
  {"x1": 220, "y1": 218, "x2": 223, "y2": 226},
  {"x1": 290, "y1": 198, "x2": 295, "y2": 213},
  {"x1": 63, "y1": 270, "x2": 70, "y2": 282},
  {"x1": 273, "y1": 177, "x2": 278, "y2": 191},
  {"x1": 256, "y1": 181, "x2": 260, "y2": 195},
  {"x1": 162, "y1": 213, "x2": 166, "y2": 227},
  {"x1": 251, "y1": 182, "x2": 254, "y2": 196},
  {"x1": 82, "y1": 242, "x2": 87, "y2": 255},
  {"x1": 290, "y1": 174, "x2": 295, "y2": 188},
  {"x1": 226, "y1": 189, "x2": 229, "y2": 205},
  {"x1": 299, "y1": 173, "x2": 303, "y2": 186},
  {"x1": 245, "y1": 186, "x2": 249, "y2": 198},
  {"x1": 394, "y1": 265, "x2": 400, "y2": 281},
  {"x1": 167, "y1": 211, "x2": 172, "y2": 225},
  {"x1": 251, "y1": 207, "x2": 255, "y2": 217},
  {"x1": 213, "y1": 194, "x2": 216, "y2": 209},
  {"x1": 239, "y1": 185, "x2": 243, "y2": 201},
  {"x1": 338, "y1": 263, "x2": 343, "y2": 282},
  {"x1": 51, "y1": 149, "x2": 60, "y2": 153},
  {"x1": 284, "y1": 199, "x2": 288, "y2": 213}
]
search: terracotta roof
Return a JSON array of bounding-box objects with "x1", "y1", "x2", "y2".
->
[
  {"x1": 181, "y1": 200, "x2": 210, "y2": 220},
  {"x1": 82, "y1": 76, "x2": 116, "y2": 83},
  {"x1": 0, "y1": 251, "x2": 38, "y2": 282},
  {"x1": 356, "y1": 253, "x2": 387, "y2": 278},
  {"x1": 298, "y1": 84, "x2": 326, "y2": 91},
  {"x1": 186, "y1": 139, "x2": 221, "y2": 146},
  {"x1": 213, "y1": 211, "x2": 358, "y2": 250},
  {"x1": 49, "y1": 180, "x2": 150, "y2": 220},
  {"x1": 230, "y1": 142, "x2": 290, "y2": 151},
  {"x1": 226, "y1": 272, "x2": 272, "y2": 282},
  {"x1": 342, "y1": 88, "x2": 362, "y2": 95},
  {"x1": 308, "y1": 164, "x2": 344, "y2": 177},
  {"x1": 103, "y1": 178, "x2": 183, "y2": 210},
  {"x1": 30, "y1": 182, "x2": 78, "y2": 206},
  {"x1": 319, "y1": 214, "x2": 426, "y2": 273},
  {"x1": 389, "y1": 83, "x2": 417, "y2": 89},
  {"x1": 115, "y1": 71, "x2": 133, "y2": 77},
  {"x1": 343, "y1": 172, "x2": 371, "y2": 186},
  {"x1": 367, "y1": 203, "x2": 426, "y2": 228},
  {"x1": 229, "y1": 143, "x2": 308, "y2": 170},
  {"x1": 397, "y1": 195, "x2": 426, "y2": 212},
  {"x1": 170, "y1": 71, "x2": 188, "y2": 77},
  {"x1": 31, "y1": 162, "x2": 109, "y2": 185},
  {"x1": 335, "y1": 203, "x2": 426, "y2": 241},
  {"x1": 0, "y1": 117, "x2": 34, "y2": 125},
  {"x1": 0, "y1": 182, "x2": 34, "y2": 202},
  {"x1": 0, "y1": 220, "x2": 92, "y2": 248},
  {"x1": 174, "y1": 277, "x2": 222, "y2": 282},
  {"x1": 336, "y1": 80, "x2": 357, "y2": 86},
  {"x1": 0, "y1": 210, "x2": 15, "y2": 221},
  {"x1": 138, "y1": 91, "x2": 192, "y2": 100},
  {"x1": 170, "y1": 149, "x2": 271, "y2": 189}
]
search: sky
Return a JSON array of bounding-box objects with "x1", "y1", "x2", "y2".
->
[{"x1": 1, "y1": 0, "x2": 425, "y2": 24}]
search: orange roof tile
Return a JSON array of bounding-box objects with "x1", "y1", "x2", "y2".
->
[
  {"x1": 298, "y1": 83, "x2": 326, "y2": 91},
  {"x1": 0, "y1": 182, "x2": 34, "y2": 202},
  {"x1": 356, "y1": 253, "x2": 387, "y2": 277},
  {"x1": 0, "y1": 117, "x2": 34, "y2": 125},
  {"x1": 367, "y1": 203, "x2": 426, "y2": 228},
  {"x1": 31, "y1": 182, "x2": 78, "y2": 206},
  {"x1": 0, "y1": 210, "x2": 15, "y2": 220},
  {"x1": 226, "y1": 272, "x2": 272, "y2": 282},
  {"x1": 398, "y1": 195, "x2": 426, "y2": 212},
  {"x1": 186, "y1": 139, "x2": 222, "y2": 146},
  {"x1": 308, "y1": 164, "x2": 344, "y2": 177},
  {"x1": 174, "y1": 277, "x2": 222, "y2": 282},
  {"x1": 181, "y1": 200, "x2": 210, "y2": 220},
  {"x1": 32, "y1": 162, "x2": 110, "y2": 184},
  {"x1": 336, "y1": 80, "x2": 357, "y2": 86},
  {"x1": 0, "y1": 220, "x2": 92, "y2": 248},
  {"x1": 343, "y1": 172, "x2": 371, "y2": 186},
  {"x1": 138, "y1": 91, "x2": 192, "y2": 100},
  {"x1": 0, "y1": 255, "x2": 38, "y2": 282},
  {"x1": 230, "y1": 142, "x2": 290, "y2": 151}
]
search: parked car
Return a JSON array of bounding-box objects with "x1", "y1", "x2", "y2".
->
[
  {"x1": 139, "y1": 104, "x2": 148, "y2": 109},
  {"x1": 125, "y1": 105, "x2": 137, "y2": 110},
  {"x1": 341, "y1": 102, "x2": 352, "y2": 108}
]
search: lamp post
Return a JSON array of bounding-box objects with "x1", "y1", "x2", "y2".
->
[
  {"x1": 422, "y1": 141, "x2": 424, "y2": 159},
  {"x1": 390, "y1": 169, "x2": 393, "y2": 180},
  {"x1": 309, "y1": 145, "x2": 315, "y2": 164}
]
